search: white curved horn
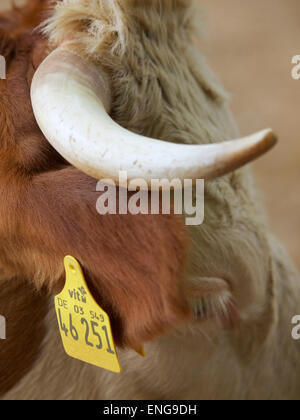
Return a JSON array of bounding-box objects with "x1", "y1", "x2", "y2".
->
[{"x1": 31, "y1": 46, "x2": 277, "y2": 188}]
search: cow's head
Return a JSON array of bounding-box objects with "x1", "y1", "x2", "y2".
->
[
  {"x1": 0, "y1": 0, "x2": 277, "y2": 387},
  {"x1": 33, "y1": 0, "x2": 277, "y2": 338}
]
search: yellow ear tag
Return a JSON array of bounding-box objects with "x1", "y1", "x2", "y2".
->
[
  {"x1": 134, "y1": 347, "x2": 146, "y2": 358},
  {"x1": 54, "y1": 256, "x2": 121, "y2": 373}
]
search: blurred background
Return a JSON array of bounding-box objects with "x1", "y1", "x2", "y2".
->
[
  {"x1": 201, "y1": 0, "x2": 300, "y2": 268},
  {"x1": 1, "y1": 0, "x2": 299, "y2": 268}
]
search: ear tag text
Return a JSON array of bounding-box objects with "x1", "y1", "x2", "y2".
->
[{"x1": 54, "y1": 256, "x2": 121, "y2": 373}]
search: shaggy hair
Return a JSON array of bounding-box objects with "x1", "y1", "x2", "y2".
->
[
  {"x1": 45, "y1": 0, "x2": 197, "y2": 56},
  {"x1": 44, "y1": 0, "x2": 230, "y2": 145}
]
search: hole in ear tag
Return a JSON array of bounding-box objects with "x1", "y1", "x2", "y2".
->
[{"x1": 54, "y1": 256, "x2": 121, "y2": 373}]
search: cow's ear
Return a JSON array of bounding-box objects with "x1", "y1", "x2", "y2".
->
[{"x1": 81, "y1": 211, "x2": 193, "y2": 351}]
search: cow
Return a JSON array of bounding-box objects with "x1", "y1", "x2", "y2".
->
[{"x1": 0, "y1": 0, "x2": 299, "y2": 400}]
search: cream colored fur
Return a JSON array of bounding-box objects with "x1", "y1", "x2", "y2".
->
[{"x1": 4, "y1": 0, "x2": 300, "y2": 399}]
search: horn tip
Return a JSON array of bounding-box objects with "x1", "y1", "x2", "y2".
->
[{"x1": 260, "y1": 128, "x2": 278, "y2": 150}]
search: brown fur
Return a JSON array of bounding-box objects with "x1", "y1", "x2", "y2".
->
[
  {"x1": 0, "y1": 278, "x2": 48, "y2": 395},
  {"x1": 0, "y1": 0, "x2": 192, "y2": 394}
]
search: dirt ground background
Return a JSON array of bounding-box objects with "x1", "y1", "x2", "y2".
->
[{"x1": 1, "y1": 0, "x2": 300, "y2": 268}]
